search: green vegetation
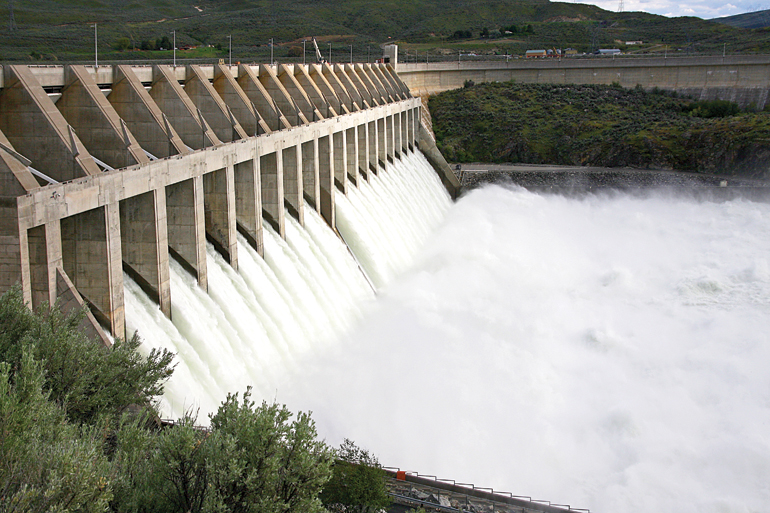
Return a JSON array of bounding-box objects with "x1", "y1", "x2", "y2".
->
[
  {"x1": 430, "y1": 81, "x2": 770, "y2": 178},
  {"x1": 1, "y1": 0, "x2": 770, "y2": 63},
  {"x1": 321, "y1": 439, "x2": 391, "y2": 512},
  {"x1": 0, "y1": 287, "x2": 390, "y2": 512}
]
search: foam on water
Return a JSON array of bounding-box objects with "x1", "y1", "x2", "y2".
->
[{"x1": 277, "y1": 185, "x2": 770, "y2": 513}]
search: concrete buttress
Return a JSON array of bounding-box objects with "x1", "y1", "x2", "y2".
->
[
  {"x1": 0, "y1": 65, "x2": 101, "y2": 182},
  {"x1": 58, "y1": 65, "x2": 150, "y2": 170},
  {"x1": 185, "y1": 65, "x2": 248, "y2": 143},
  {"x1": 108, "y1": 65, "x2": 189, "y2": 159}
]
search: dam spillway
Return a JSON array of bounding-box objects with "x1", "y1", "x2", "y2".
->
[{"x1": 0, "y1": 62, "x2": 458, "y2": 344}]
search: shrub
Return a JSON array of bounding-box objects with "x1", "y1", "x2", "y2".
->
[{"x1": 321, "y1": 439, "x2": 390, "y2": 513}]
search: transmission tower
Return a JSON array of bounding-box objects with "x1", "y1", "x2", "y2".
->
[
  {"x1": 9, "y1": 0, "x2": 17, "y2": 31},
  {"x1": 617, "y1": 0, "x2": 624, "y2": 12}
]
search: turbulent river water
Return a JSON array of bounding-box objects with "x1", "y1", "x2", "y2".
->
[{"x1": 127, "y1": 152, "x2": 770, "y2": 513}]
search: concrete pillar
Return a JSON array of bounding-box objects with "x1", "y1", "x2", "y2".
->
[
  {"x1": 185, "y1": 65, "x2": 248, "y2": 143},
  {"x1": 282, "y1": 144, "x2": 304, "y2": 226},
  {"x1": 108, "y1": 65, "x2": 189, "y2": 159},
  {"x1": 333, "y1": 130, "x2": 347, "y2": 193},
  {"x1": 237, "y1": 64, "x2": 289, "y2": 131},
  {"x1": 301, "y1": 139, "x2": 319, "y2": 213},
  {"x1": 345, "y1": 127, "x2": 358, "y2": 185},
  {"x1": 295, "y1": 65, "x2": 336, "y2": 118},
  {"x1": 203, "y1": 166, "x2": 238, "y2": 269},
  {"x1": 406, "y1": 108, "x2": 415, "y2": 152},
  {"x1": 0, "y1": 65, "x2": 101, "y2": 182},
  {"x1": 357, "y1": 123, "x2": 369, "y2": 181},
  {"x1": 393, "y1": 112, "x2": 402, "y2": 159},
  {"x1": 377, "y1": 117, "x2": 387, "y2": 168},
  {"x1": 317, "y1": 135, "x2": 334, "y2": 228},
  {"x1": 309, "y1": 64, "x2": 346, "y2": 115},
  {"x1": 119, "y1": 190, "x2": 171, "y2": 318},
  {"x1": 166, "y1": 177, "x2": 207, "y2": 291},
  {"x1": 0, "y1": 131, "x2": 38, "y2": 299},
  {"x1": 260, "y1": 150, "x2": 285, "y2": 238},
  {"x1": 386, "y1": 114, "x2": 395, "y2": 161},
  {"x1": 25, "y1": 224, "x2": 48, "y2": 310},
  {"x1": 57, "y1": 65, "x2": 150, "y2": 170},
  {"x1": 213, "y1": 64, "x2": 263, "y2": 137},
  {"x1": 259, "y1": 65, "x2": 309, "y2": 126},
  {"x1": 234, "y1": 158, "x2": 263, "y2": 257},
  {"x1": 278, "y1": 65, "x2": 322, "y2": 122},
  {"x1": 149, "y1": 65, "x2": 221, "y2": 150},
  {"x1": 367, "y1": 120, "x2": 378, "y2": 175},
  {"x1": 60, "y1": 204, "x2": 124, "y2": 339}
]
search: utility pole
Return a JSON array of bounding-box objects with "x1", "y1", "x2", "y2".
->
[
  {"x1": 228, "y1": 35, "x2": 232, "y2": 67},
  {"x1": 9, "y1": 0, "x2": 16, "y2": 31},
  {"x1": 303, "y1": 39, "x2": 306, "y2": 65},
  {"x1": 173, "y1": 30, "x2": 176, "y2": 67},
  {"x1": 328, "y1": 43, "x2": 332, "y2": 63},
  {"x1": 270, "y1": 38, "x2": 274, "y2": 65},
  {"x1": 92, "y1": 23, "x2": 98, "y2": 68},
  {"x1": 350, "y1": 44, "x2": 352, "y2": 63}
]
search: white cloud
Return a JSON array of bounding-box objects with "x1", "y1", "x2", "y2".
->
[{"x1": 581, "y1": 0, "x2": 754, "y2": 19}]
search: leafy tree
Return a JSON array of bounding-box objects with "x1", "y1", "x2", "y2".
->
[
  {"x1": 114, "y1": 37, "x2": 131, "y2": 51},
  {"x1": 320, "y1": 439, "x2": 391, "y2": 513},
  {"x1": 206, "y1": 388, "x2": 333, "y2": 513},
  {"x1": 0, "y1": 286, "x2": 175, "y2": 425},
  {"x1": 0, "y1": 349, "x2": 113, "y2": 512}
]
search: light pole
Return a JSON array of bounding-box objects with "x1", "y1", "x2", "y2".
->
[
  {"x1": 172, "y1": 30, "x2": 176, "y2": 67},
  {"x1": 270, "y1": 38, "x2": 274, "y2": 65},
  {"x1": 328, "y1": 43, "x2": 332, "y2": 63},
  {"x1": 92, "y1": 23, "x2": 98, "y2": 68},
  {"x1": 303, "y1": 39, "x2": 306, "y2": 65},
  {"x1": 350, "y1": 44, "x2": 352, "y2": 63},
  {"x1": 228, "y1": 35, "x2": 232, "y2": 67}
]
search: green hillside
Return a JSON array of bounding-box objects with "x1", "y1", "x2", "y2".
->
[
  {"x1": 711, "y1": 9, "x2": 770, "y2": 29},
  {"x1": 0, "y1": 0, "x2": 768, "y2": 63},
  {"x1": 430, "y1": 81, "x2": 770, "y2": 178}
]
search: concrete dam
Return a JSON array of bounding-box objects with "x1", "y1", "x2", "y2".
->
[
  {"x1": 398, "y1": 54, "x2": 770, "y2": 109},
  {"x1": 2, "y1": 57, "x2": 769, "y2": 513},
  {"x1": 0, "y1": 62, "x2": 459, "y2": 344}
]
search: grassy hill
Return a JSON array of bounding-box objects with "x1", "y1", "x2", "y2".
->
[
  {"x1": 1, "y1": 0, "x2": 770, "y2": 63},
  {"x1": 711, "y1": 9, "x2": 770, "y2": 29},
  {"x1": 430, "y1": 81, "x2": 770, "y2": 178}
]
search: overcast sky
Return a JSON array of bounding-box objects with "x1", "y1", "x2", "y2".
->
[{"x1": 576, "y1": 0, "x2": 766, "y2": 19}]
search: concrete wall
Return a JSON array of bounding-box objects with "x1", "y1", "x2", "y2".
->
[
  {"x1": 398, "y1": 55, "x2": 770, "y2": 109},
  {"x1": 0, "y1": 62, "x2": 419, "y2": 341}
]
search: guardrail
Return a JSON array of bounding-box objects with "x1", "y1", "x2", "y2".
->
[{"x1": 383, "y1": 467, "x2": 589, "y2": 513}]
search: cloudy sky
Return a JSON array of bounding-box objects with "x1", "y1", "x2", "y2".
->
[{"x1": 576, "y1": 0, "x2": 766, "y2": 19}]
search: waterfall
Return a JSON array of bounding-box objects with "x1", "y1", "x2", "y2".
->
[{"x1": 124, "y1": 150, "x2": 451, "y2": 420}]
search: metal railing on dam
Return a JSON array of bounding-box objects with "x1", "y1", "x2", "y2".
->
[
  {"x1": 397, "y1": 54, "x2": 770, "y2": 108},
  {"x1": 0, "y1": 62, "x2": 461, "y2": 342}
]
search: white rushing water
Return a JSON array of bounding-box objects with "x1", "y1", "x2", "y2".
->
[
  {"x1": 124, "y1": 150, "x2": 450, "y2": 419},
  {"x1": 276, "y1": 184, "x2": 770, "y2": 513},
  {"x1": 125, "y1": 147, "x2": 770, "y2": 512}
]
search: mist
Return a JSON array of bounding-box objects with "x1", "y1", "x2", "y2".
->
[{"x1": 279, "y1": 184, "x2": 770, "y2": 513}]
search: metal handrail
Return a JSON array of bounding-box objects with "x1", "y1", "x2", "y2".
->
[{"x1": 383, "y1": 466, "x2": 589, "y2": 512}]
